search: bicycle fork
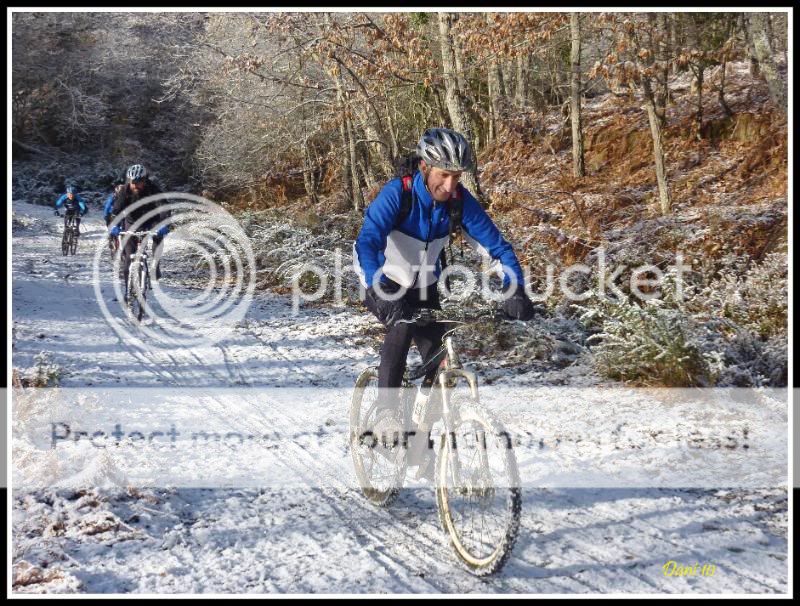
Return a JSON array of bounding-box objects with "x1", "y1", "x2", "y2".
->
[{"x1": 437, "y1": 368, "x2": 490, "y2": 492}]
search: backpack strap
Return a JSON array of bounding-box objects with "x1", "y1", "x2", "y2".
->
[
  {"x1": 395, "y1": 175, "x2": 414, "y2": 227},
  {"x1": 447, "y1": 186, "x2": 464, "y2": 239}
]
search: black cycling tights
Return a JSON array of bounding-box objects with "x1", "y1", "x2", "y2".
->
[{"x1": 377, "y1": 320, "x2": 449, "y2": 389}]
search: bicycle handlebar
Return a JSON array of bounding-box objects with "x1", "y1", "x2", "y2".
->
[
  {"x1": 118, "y1": 230, "x2": 159, "y2": 236},
  {"x1": 396, "y1": 308, "x2": 509, "y2": 327}
]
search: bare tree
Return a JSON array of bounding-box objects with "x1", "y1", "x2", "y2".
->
[
  {"x1": 437, "y1": 12, "x2": 482, "y2": 199},
  {"x1": 569, "y1": 12, "x2": 585, "y2": 178},
  {"x1": 745, "y1": 13, "x2": 787, "y2": 114}
]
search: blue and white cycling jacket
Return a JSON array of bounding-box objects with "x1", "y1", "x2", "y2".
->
[
  {"x1": 354, "y1": 171, "x2": 525, "y2": 290},
  {"x1": 54, "y1": 193, "x2": 88, "y2": 215}
]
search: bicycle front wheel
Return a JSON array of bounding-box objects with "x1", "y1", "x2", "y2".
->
[
  {"x1": 69, "y1": 226, "x2": 79, "y2": 255},
  {"x1": 349, "y1": 367, "x2": 407, "y2": 507},
  {"x1": 128, "y1": 262, "x2": 147, "y2": 321},
  {"x1": 436, "y1": 398, "x2": 521, "y2": 576}
]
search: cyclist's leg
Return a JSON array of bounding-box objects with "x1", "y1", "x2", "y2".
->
[
  {"x1": 413, "y1": 322, "x2": 449, "y2": 385},
  {"x1": 151, "y1": 234, "x2": 163, "y2": 280},
  {"x1": 120, "y1": 234, "x2": 139, "y2": 293},
  {"x1": 372, "y1": 321, "x2": 414, "y2": 424},
  {"x1": 406, "y1": 283, "x2": 444, "y2": 384},
  {"x1": 378, "y1": 322, "x2": 415, "y2": 390}
]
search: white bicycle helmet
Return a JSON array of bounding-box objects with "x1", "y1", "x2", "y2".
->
[
  {"x1": 416, "y1": 127, "x2": 476, "y2": 172},
  {"x1": 126, "y1": 164, "x2": 147, "y2": 182}
]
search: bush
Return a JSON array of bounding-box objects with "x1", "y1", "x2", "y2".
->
[
  {"x1": 689, "y1": 252, "x2": 787, "y2": 340},
  {"x1": 14, "y1": 352, "x2": 63, "y2": 388},
  {"x1": 577, "y1": 296, "x2": 714, "y2": 387}
]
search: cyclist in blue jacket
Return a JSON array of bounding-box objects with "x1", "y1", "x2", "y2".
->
[
  {"x1": 54, "y1": 185, "x2": 88, "y2": 232},
  {"x1": 103, "y1": 191, "x2": 119, "y2": 252},
  {"x1": 354, "y1": 128, "x2": 534, "y2": 421},
  {"x1": 103, "y1": 192, "x2": 115, "y2": 225}
]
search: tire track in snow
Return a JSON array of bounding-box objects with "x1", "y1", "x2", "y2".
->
[
  {"x1": 545, "y1": 488, "x2": 786, "y2": 593},
  {"x1": 185, "y1": 384, "x2": 479, "y2": 592}
]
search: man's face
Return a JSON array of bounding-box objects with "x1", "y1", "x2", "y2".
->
[
  {"x1": 421, "y1": 161, "x2": 463, "y2": 202},
  {"x1": 130, "y1": 179, "x2": 146, "y2": 194},
  {"x1": 66, "y1": 192, "x2": 74, "y2": 200}
]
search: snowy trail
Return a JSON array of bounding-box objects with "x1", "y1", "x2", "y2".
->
[{"x1": 11, "y1": 200, "x2": 789, "y2": 594}]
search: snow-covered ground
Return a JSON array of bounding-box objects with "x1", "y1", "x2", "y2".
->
[{"x1": 10, "y1": 200, "x2": 789, "y2": 594}]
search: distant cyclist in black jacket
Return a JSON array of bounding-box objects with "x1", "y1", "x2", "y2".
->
[{"x1": 109, "y1": 164, "x2": 171, "y2": 286}]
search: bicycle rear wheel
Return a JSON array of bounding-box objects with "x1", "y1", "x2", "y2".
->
[
  {"x1": 349, "y1": 367, "x2": 407, "y2": 506},
  {"x1": 435, "y1": 397, "x2": 521, "y2": 576}
]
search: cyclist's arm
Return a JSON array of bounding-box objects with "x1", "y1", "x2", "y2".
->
[
  {"x1": 459, "y1": 189, "x2": 526, "y2": 288},
  {"x1": 76, "y1": 195, "x2": 89, "y2": 215},
  {"x1": 110, "y1": 184, "x2": 126, "y2": 217},
  {"x1": 54, "y1": 194, "x2": 67, "y2": 209},
  {"x1": 353, "y1": 180, "x2": 403, "y2": 288},
  {"x1": 103, "y1": 194, "x2": 115, "y2": 220}
]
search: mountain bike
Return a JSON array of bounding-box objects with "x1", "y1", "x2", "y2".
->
[
  {"x1": 350, "y1": 308, "x2": 522, "y2": 576},
  {"x1": 119, "y1": 230, "x2": 156, "y2": 322},
  {"x1": 56, "y1": 210, "x2": 80, "y2": 256}
]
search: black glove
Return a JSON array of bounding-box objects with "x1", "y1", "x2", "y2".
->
[
  {"x1": 503, "y1": 288, "x2": 536, "y2": 321},
  {"x1": 54, "y1": 210, "x2": 61, "y2": 217},
  {"x1": 366, "y1": 286, "x2": 411, "y2": 327}
]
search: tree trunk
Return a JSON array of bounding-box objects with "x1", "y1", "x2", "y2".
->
[
  {"x1": 569, "y1": 13, "x2": 585, "y2": 178},
  {"x1": 742, "y1": 14, "x2": 761, "y2": 78},
  {"x1": 668, "y1": 14, "x2": 678, "y2": 75},
  {"x1": 746, "y1": 13, "x2": 787, "y2": 114},
  {"x1": 694, "y1": 65, "x2": 704, "y2": 140},
  {"x1": 335, "y1": 59, "x2": 393, "y2": 180},
  {"x1": 358, "y1": 156, "x2": 375, "y2": 193},
  {"x1": 654, "y1": 13, "x2": 669, "y2": 124},
  {"x1": 717, "y1": 15, "x2": 734, "y2": 118},
  {"x1": 486, "y1": 14, "x2": 503, "y2": 142},
  {"x1": 384, "y1": 94, "x2": 399, "y2": 161},
  {"x1": 452, "y1": 15, "x2": 467, "y2": 95},
  {"x1": 430, "y1": 85, "x2": 449, "y2": 128},
  {"x1": 515, "y1": 52, "x2": 528, "y2": 108},
  {"x1": 336, "y1": 107, "x2": 353, "y2": 205},
  {"x1": 345, "y1": 106, "x2": 364, "y2": 210},
  {"x1": 501, "y1": 60, "x2": 514, "y2": 104},
  {"x1": 330, "y1": 62, "x2": 360, "y2": 209},
  {"x1": 302, "y1": 139, "x2": 319, "y2": 205},
  {"x1": 643, "y1": 78, "x2": 671, "y2": 215},
  {"x1": 437, "y1": 12, "x2": 482, "y2": 199}
]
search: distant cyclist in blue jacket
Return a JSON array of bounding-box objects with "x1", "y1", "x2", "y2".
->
[
  {"x1": 54, "y1": 185, "x2": 89, "y2": 231},
  {"x1": 353, "y1": 128, "x2": 534, "y2": 420}
]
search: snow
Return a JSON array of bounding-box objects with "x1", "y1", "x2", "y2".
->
[{"x1": 11, "y1": 200, "x2": 789, "y2": 594}]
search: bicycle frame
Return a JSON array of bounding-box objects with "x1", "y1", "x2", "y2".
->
[
  {"x1": 120, "y1": 231, "x2": 155, "y2": 266},
  {"x1": 119, "y1": 230, "x2": 156, "y2": 317},
  {"x1": 399, "y1": 311, "x2": 503, "y2": 483}
]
